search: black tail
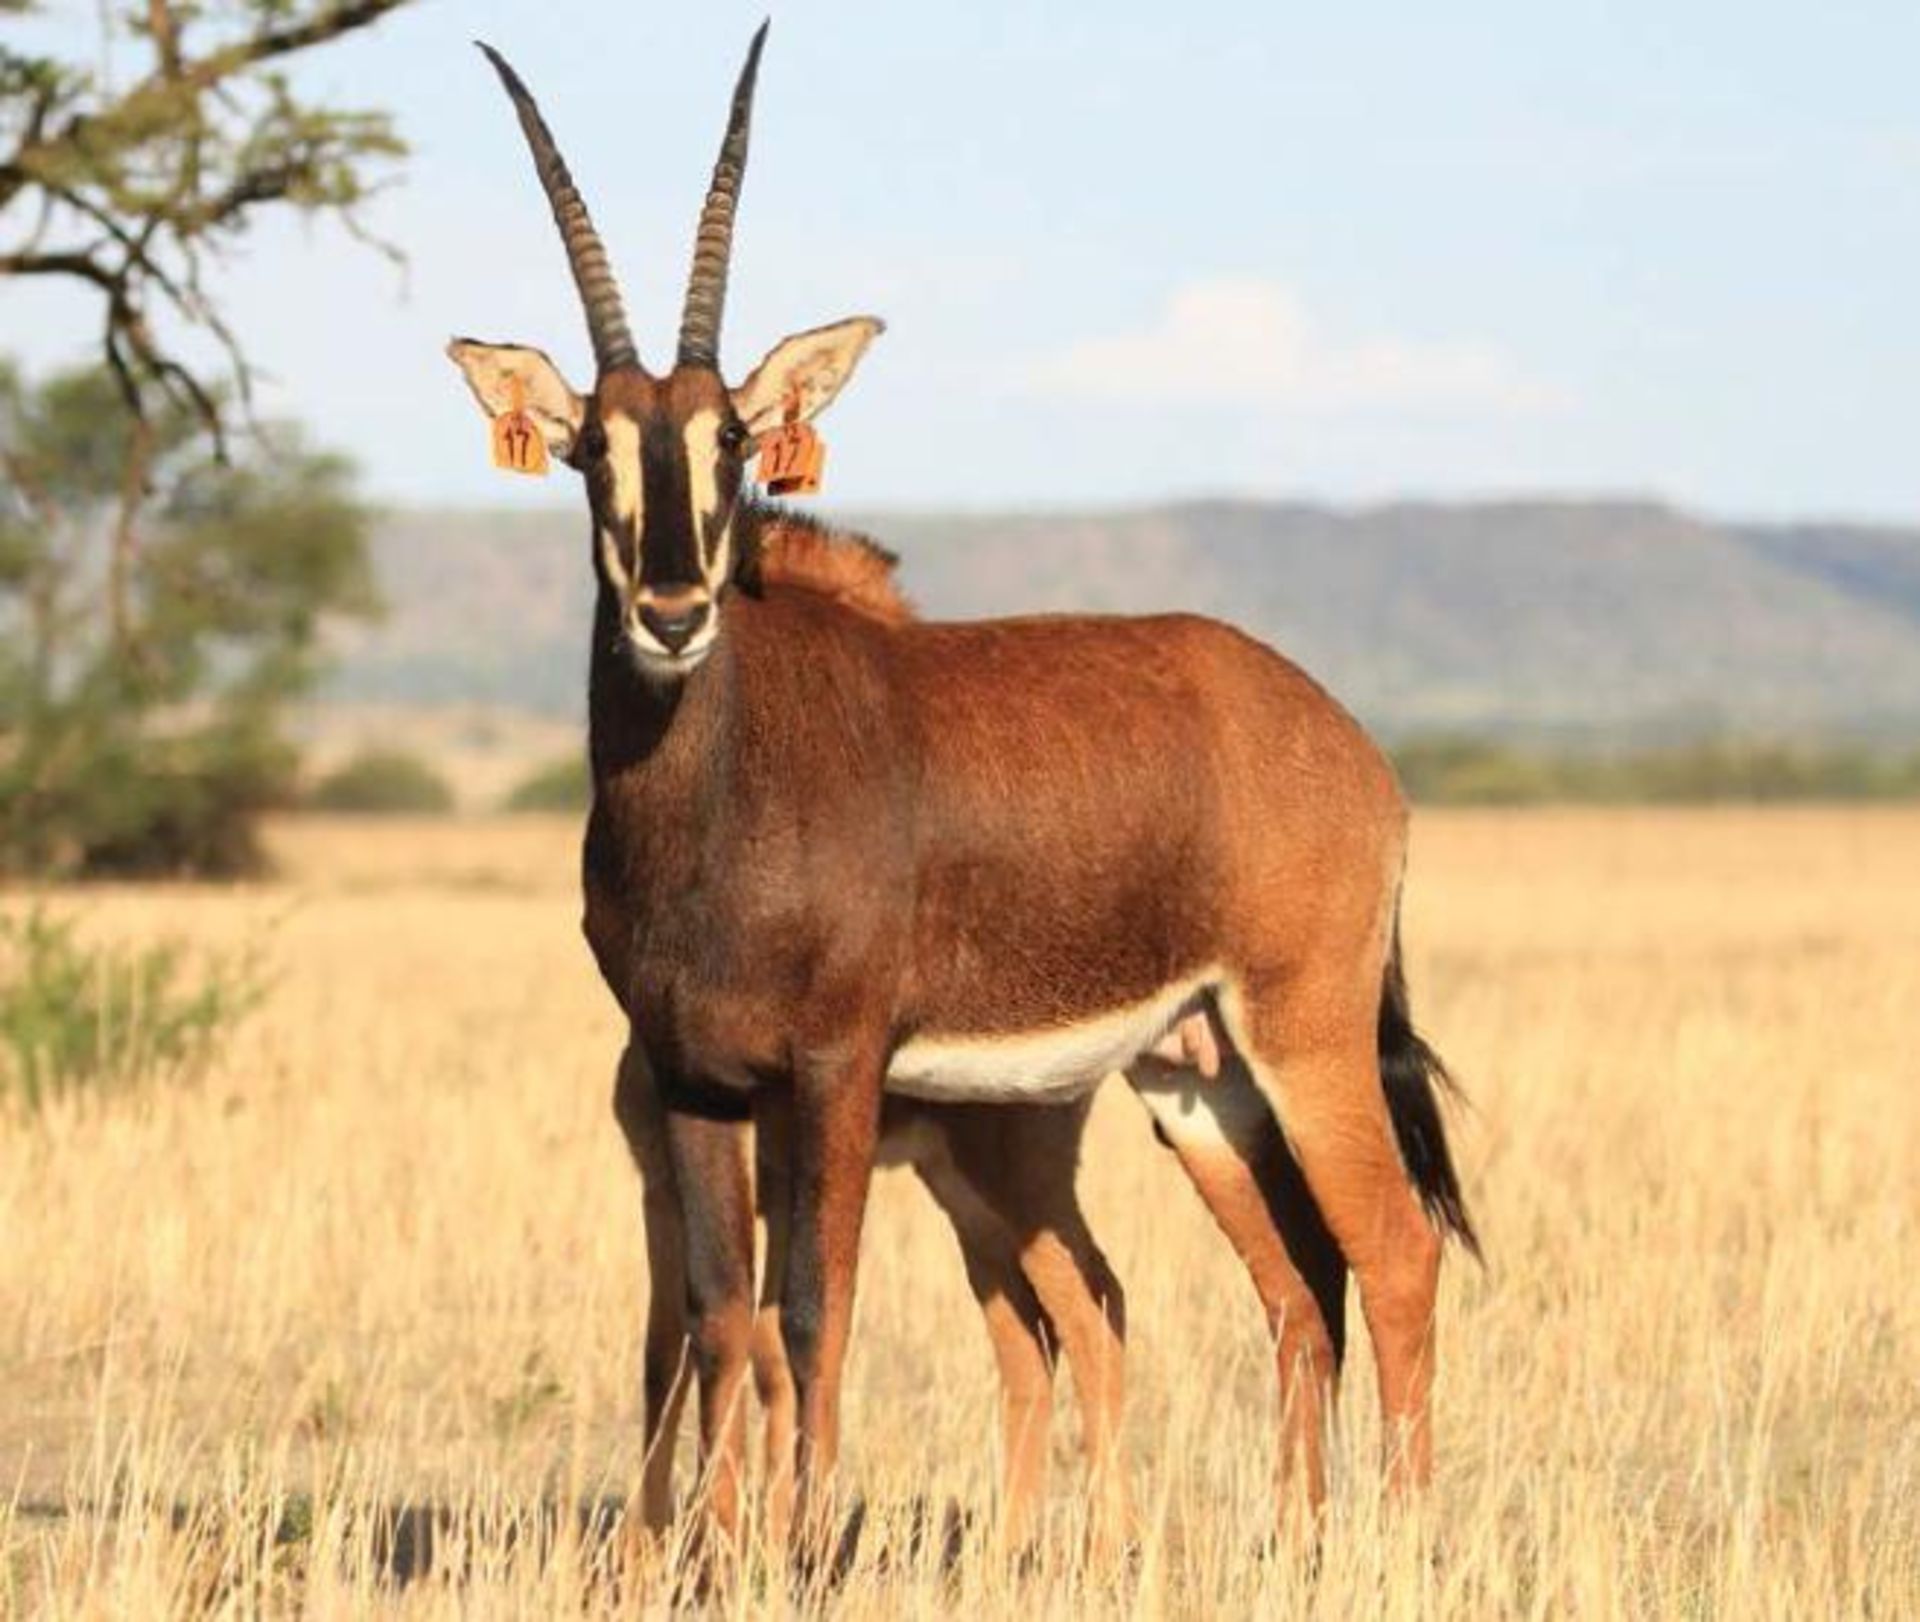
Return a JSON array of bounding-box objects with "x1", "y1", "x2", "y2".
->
[{"x1": 1378, "y1": 914, "x2": 1481, "y2": 1259}]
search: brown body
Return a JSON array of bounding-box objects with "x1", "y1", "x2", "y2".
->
[{"x1": 584, "y1": 578, "x2": 1400, "y2": 1052}]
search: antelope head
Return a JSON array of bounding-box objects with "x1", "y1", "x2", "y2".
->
[{"x1": 448, "y1": 25, "x2": 883, "y2": 679}]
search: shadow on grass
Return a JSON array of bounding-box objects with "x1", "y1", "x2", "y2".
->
[{"x1": 11, "y1": 1488, "x2": 962, "y2": 1594}]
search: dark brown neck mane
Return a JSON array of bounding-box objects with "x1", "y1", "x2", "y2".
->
[{"x1": 751, "y1": 510, "x2": 914, "y2": 626}]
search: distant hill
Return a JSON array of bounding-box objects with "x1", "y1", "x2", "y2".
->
[{"x1": 327, "y1": 500, "x2": 1920, "y2": 740}]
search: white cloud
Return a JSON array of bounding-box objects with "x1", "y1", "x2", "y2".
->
[{"x1": 1031, "y1": 278, "x2": 1560, "y2": 414}]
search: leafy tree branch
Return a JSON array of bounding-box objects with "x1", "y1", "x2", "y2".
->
[{"x1": 1, "y1": 1, "x2": 416, "y2": 460}]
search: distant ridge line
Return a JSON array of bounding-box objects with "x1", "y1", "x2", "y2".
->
[{"x1": 329, "y1": 499, "x2": 1920, "y2": 739}]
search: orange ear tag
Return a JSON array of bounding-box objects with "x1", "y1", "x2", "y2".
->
[
  {"x1": 757, "y1": 392, "x2": 826, "y2": 496},
  {"x1": 490, "y1": 377, "x2": 550, "y2": 477}
]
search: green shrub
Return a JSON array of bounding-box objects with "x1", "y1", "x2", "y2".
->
[
  {"x1": 1392, "y1": 736, "x2": 1561, "y2": 805},
  {"x1": 0, "y1": 910, "x2": 264, "y2": 1113},
  {"x1": 306, "y1": 750, "x2": 454, "y2": 814},
  {"x1": 1391, "y1": 734, "x2": 1920, "y2": 805},
  {"x1": 500, "y1": 754, "x2": 590, "y2": 814}
]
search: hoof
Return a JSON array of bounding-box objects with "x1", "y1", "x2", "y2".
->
[{"x1": 789, "y1": 1494, "x2": 866, "y2": 1590}]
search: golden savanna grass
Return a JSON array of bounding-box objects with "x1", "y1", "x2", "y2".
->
[{"x1": 3, "y1": 809, "x2": 1916, "y2": 1616}]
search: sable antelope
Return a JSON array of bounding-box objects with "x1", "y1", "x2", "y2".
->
[
  {"x1": 451, "y1": 33, "x2": 1130, "y2": 1555},
  {"x1": 447, "y1": 26, "x2": 1477, "y2": 1558}
]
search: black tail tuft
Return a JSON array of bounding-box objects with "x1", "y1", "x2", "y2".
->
[{"x1": 1378, "y1": 918, "x2": 1481, "y2": 1260}]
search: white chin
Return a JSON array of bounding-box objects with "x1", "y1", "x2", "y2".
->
[{"x1": 627, "y1": 639, "x2": 714, "y2": 682}]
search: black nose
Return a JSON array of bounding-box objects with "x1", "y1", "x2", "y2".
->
[{"x1": 638, "y1": 597, "x2": 711, "y2": 655}]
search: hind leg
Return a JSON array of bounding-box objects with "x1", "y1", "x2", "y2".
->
[
  {"x1": 1128, "y1": 1054, "x2": 1346, "y2": 1528},
  {"x1": 611, "y1": 1042, "x2": 694, "y2": 1532},
  {"x1": 1222, "y1": 981, "x2": 1443, "y2": 1492},
  {"x1": 942, "y1": 1100, "x2": 1132, "y2": 1559}
]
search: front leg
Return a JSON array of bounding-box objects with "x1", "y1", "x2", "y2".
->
[
  {"x1": 660, "y1": 1098, "x2": 757, "y2": 1553},
  {"x1": 610, "y1": 1043, "x2": 691, "y2": 1533},
  {"x1": 783, "y1": 1044, "x2": 885, "y2": 1559},
  {"x1": 750, "y1": 1087, "x2": 798, "y2": 1551}
]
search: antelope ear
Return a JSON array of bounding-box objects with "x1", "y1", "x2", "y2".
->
[
  {"x1": 731, "y1": 316, "x2": 884, "y2": 434},
  {"x1": 445, "y1": 338, "x2": 586, "y2": 455}
]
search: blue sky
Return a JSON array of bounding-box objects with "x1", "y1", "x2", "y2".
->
[{"x1": 7, "y1": 1, "x2": 1920, "y2": 518}]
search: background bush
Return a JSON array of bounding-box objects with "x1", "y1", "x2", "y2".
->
[
  {"x1": 0, "y1": 910, "x2": 264, "y2": 1114},
  {"x1": 499, "y1": 754, "x2": 590, "y2": 814},
  {"x1": 0, "y1": 365, "x2": 379, "y2": 879},
  {"x1": 306, "y1": 749, "x2": 454, "y2": 814},
  {"x1": 1391, "y1": 735, "x2": 1920, "y2": 805}
]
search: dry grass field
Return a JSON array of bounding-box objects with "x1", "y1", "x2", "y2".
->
[{"x1": 3, "y1": 809, "x2": 1916, "y2": 1617}]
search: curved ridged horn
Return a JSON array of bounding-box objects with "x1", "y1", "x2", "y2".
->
[
  {"x1": 677, "y1": 21, "x2": 769, "y2": 368},
  {"x1": 476, "y1": 42, "x2": 639, "y2": 374}
]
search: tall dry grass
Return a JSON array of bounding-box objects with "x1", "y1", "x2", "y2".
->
[{"x1": 2, "y1": 810, "x2": 1915, "y2": 1617}]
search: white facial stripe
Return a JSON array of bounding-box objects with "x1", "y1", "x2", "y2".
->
[
  {"x1": 682, "y1": 407, "x2": 725, "y2": 583},
  {"x1": 604, "y1": 415, "x2": 643, "y2": 526},
  {"x1": 599, "y1": 527, "x2": 629, "y2": 596},
  {"x1": 884, "y1": 969, "x2": 1225, "y2": 1103},
  {"x1": 600, "y1": 414, "x2": 643, "y2": 594}
]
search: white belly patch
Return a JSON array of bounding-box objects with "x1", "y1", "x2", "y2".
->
[{"x1": 884, "y1": 969, "x2": 1222, "y2": 1104}]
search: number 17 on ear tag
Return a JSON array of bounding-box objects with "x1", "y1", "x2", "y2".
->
[
  {"x1": 758, "y1": 421, "x2": 824, "y2": 495},
  {"x1": 490, "y1": 379, "x2": 550, "y2": 477},
  {"x1": 757, "y1": 390, "x2": 826, "y2": 496}
]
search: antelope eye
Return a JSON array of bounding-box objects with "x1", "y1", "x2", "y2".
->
[{"x1": 718, "y1": 420, "x2": 751, "y2": 458}]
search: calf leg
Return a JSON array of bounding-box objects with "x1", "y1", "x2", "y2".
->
[
  {"x1": 945, "y1": 1101, "x2": 1132, "y2": 1560},
  {"x1": 911, "y1": 1141, "x2": 1061, "y2": 1555}
]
